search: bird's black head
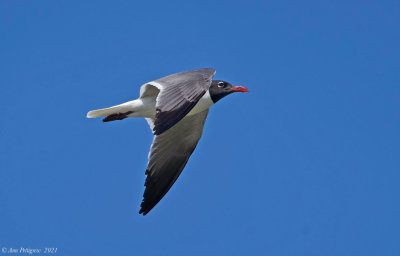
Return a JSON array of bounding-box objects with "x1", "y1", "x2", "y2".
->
[{"x1": 209, "y1": 80, "x2": 249, "y2": 103}]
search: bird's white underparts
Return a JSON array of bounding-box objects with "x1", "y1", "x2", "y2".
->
[
  {"x1": 87, "y1": 84, "x2": 215, "y2": 126},
  {"x1": 87, "y1": 68, "x2": 248, "y2": 215}
]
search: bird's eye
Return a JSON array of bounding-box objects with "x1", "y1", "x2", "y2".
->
[{"x1": 218, "y1": 82, "x2": 224, "y2": 88}]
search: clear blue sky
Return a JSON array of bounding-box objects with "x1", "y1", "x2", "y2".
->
[{"x1": 1, "y1": 0, "x2": 399, "y2": 255}]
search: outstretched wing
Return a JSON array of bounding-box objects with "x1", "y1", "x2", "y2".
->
[
  {"x1": 140, "y1": 68, "x2": 215, "y2": 135},
  {"x1": 139, "y1": 109, "x2": 209, "y2": 215}
]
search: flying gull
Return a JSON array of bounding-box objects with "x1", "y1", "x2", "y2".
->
[{"x1": 87, "y1": 68, "x2": 248, "y2": 215}]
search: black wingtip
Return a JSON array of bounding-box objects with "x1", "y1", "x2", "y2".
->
[
  {"x1": 139, "y1": 194, "x2": 157, "y2": 216},
  {"x1": 138, "y1": 209, "x2": 147, "y2": 216},
  {"x1": 139, "y1": 204, "x2": 150, "y2": 216}
]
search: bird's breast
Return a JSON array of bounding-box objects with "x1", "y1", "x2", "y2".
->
[{"x1": 188, "y1": 90, "x2": 214, "y2": 116}]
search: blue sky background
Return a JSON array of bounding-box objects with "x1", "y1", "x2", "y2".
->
[{"x1": 1, "y1": 0, "x2": 399, "y2": 255}]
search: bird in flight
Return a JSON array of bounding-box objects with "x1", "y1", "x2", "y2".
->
[{"x1": 87, "y1": 68, "x2": 248, "y2": 215}]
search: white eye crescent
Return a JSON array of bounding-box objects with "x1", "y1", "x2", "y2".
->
[{"x1": 218, "y1": 82, "x2": 224, "y2": 88}]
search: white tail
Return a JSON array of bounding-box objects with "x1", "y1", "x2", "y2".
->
[{"x1": 86, "y1": 101, "x2": 136, "y2": 118}]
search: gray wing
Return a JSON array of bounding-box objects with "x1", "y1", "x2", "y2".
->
[
  {"x1": 142, "y1": 68, "x2": 215, "y2": 135},
  {"x1": 139, "y1": 109, "x2": 209, "y2": 215}
]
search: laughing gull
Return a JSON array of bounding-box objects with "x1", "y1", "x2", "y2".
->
[{"x1": 87, "y1": 68, "x2": 248, "y2": 215}]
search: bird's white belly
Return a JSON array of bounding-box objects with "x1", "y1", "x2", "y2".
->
[
  {"x1": 127, "y1": 97, "x2": 156, "y2": 118},
  {"x1": 187, "y1": 90, "x2": 214, "y2": 116}
]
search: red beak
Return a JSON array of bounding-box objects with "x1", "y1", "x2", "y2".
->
[{"x1": 230, "y1": 85, "x2": 249, "y2": 92}]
